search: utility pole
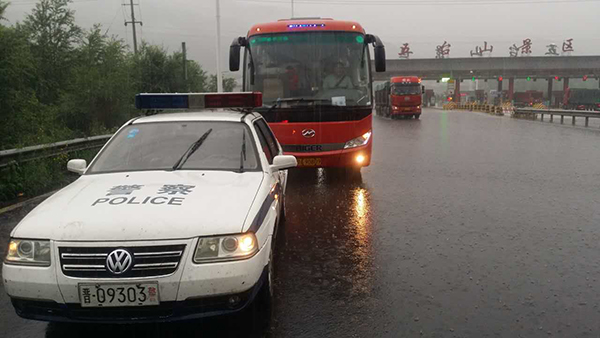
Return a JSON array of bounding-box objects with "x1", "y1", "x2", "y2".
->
[
  {"x1": 291, "y1": 0, "x2": 294, "y2": 17},
  {"x1": 124, "y1": 0, "x2": 143, "y2": 54},
  {"x1": 215, "y1": 0, "x2": 223, "y2": 92},
  {"x1": 182, "y1": 42, "x2": 188, "y2": 81}
]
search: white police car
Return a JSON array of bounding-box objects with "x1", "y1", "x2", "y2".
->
[{"x1": 2, "y1": 92, "x2": 296, "y2": 323}]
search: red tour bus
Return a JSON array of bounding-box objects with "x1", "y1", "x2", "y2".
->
[{"x1": 229, "y1": 18, "x2": 386, "y2": 170}]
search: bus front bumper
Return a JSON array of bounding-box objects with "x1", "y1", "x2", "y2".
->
[{"x1": 285, "y1": 142, "x2": 372, "y2": 168}]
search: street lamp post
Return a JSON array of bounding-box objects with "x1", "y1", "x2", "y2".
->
[{"x1": 215, "y1": 0, "x2": 223, "y2": 92}]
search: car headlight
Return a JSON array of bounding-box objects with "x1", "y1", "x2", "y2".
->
[
  {"x1": 5, "y1": 239, "x2": 51, "y2": 266},
  {"x1": 193, "y1": 233, "x2": 258, "y2": 263},
  {"x1": 344, "y1": 131, "x2": 372, "y2": 149}
]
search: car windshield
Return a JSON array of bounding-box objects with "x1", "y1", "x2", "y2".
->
[
  {"x1": 244, "y1": 32, "x2": 371, "y2": 107},
  {"x1": 392, "y1": 84, "x2": 421, "y2": 95},
  {"x1": 87, "y1": 122, "x2": 259, "y2": 174}
]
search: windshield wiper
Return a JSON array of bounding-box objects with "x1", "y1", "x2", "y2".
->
[
  {"x1": 172, "y1": 129, "x2": 213, "y2": 171},
  {"x1": 262, "y1": 98, "x2": 332, "y2": 112},
  {"x1": 238, "y1": 129, "x2": 246, "y2": 173}
]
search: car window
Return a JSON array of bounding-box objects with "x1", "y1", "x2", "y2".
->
[
  {"x1": 254, "y1": 121, "x2": 274, "y2": 164},
  {"x1": 255, "y1": 119, "x2": 280, "y2": 158},
  {"x1": 87, "y1": 121, "x2": 260, "y2": 173}
]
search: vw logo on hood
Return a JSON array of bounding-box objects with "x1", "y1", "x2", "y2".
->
[
  {"x1": 106, "y1": 249, "x2": 133, "y2": 275},
  {"x1": 302, "y1": 129, "x2": 316, "y2": 138}
]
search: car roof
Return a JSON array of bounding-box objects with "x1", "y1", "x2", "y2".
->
[{"x1": 131, "y1": 110, "x2": 263, "y2": 124}]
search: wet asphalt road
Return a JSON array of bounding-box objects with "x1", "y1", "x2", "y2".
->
[{"x1": 2, "y1": 108, "x2": 600, "y2": 337}]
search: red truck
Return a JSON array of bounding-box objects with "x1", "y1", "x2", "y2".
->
[
  {"x1": 513, "y1": 91, "x2": 543, "y2": 108},
  {"x1": 563, "y1": 88, "x2": 600, "y2": 111},
  {"x1": 375, "y1": 76, "x2": 424, "y2": 119}
]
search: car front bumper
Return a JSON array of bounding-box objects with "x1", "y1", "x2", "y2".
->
[
  {"x1": 9, "y1": 267, "x2": 267, "y2": 323},
  {"x1": 2, "y1": 237, "x2": 271, "y2": 323}
]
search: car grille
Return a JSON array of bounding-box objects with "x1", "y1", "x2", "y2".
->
[{"x1": 58, "y1": 244, "x2": 186, "y2": 278}]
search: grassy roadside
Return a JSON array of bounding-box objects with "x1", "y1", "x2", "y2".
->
[{"x1": 0, "y1": 149, "x2": 100, "y2": 208}]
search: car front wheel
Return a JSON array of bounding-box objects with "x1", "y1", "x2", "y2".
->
[{"x1": 249, "y1": 249, "x2": 273, "y2": 329}]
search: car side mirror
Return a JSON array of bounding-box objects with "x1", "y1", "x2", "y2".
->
[
  {"x1": 270, "y1": 155, "x2": 297, "y2": 172},
  {"x1": 67, "y1": 159, "x2": 87, "y2": 175}
]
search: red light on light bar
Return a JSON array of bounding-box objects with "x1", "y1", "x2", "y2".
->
[{"x1": 203, "y1": 92, "x2": 262, "y2": 109}]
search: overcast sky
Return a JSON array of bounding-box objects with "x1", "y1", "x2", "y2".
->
[{"x1": 5, "y1": 0, "x2": 600, "y2": 75}]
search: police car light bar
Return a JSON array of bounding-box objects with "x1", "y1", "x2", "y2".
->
[{"x1": 135, "y1": 92, "x2": 263, "y2": 110}]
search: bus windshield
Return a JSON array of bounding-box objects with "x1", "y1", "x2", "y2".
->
[{"x1": 244, "y1": 32, "x2": 371, "y2": 107}]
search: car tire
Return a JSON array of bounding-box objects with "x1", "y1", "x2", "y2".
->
[
  {"x1": 415, "y1": 114, "x2": 421, "y2": 119},
  {"x1": 249, "y1": 251, "x2": 273, "y2": 330}
]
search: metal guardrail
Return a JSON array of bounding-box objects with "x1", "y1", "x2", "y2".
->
[
  {"x1": 513, "y1": 108, "x2": 600, "y2": 127},
  {"x1": 446, "y1": 103, "x2": 507, "y2": 116},
  {"x1": 0, "y1": 135, "x2": 112, "y2": 169}
]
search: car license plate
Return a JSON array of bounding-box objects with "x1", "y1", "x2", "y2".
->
[
  {"x1": 298, "y1": 158, "x2": 321, "y2": 167},
  {"x1": 78, "y1": 282, "x2": 160, "y2": 308}
]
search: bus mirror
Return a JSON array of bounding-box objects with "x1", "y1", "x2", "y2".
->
[
  {"x1": 366, "y1": 34, "x2": 386, "y2": 73},
  {"x1": 374, "y1": 46, "x2": 386, "y2": 72},
  {"x1": 422, "y1": 86, "x2": 425, "y2": 94},
  {"x1": 229, "y1": 45, "x2": 240, "y2": 71},
  {"x1": 229, "y1": 37, "x2": 246, "y2": 72}
]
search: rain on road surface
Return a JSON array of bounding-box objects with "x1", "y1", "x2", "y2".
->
[{"x1": 1, "y1": 108, "x2": 600, "y2": 337}]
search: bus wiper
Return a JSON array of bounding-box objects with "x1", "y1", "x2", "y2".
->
[
  {"x1": 172, "y1": 129, "x2": 213, "y2": 170},
  {"x1": 276, "y1": 98, "x2": 331, "y2": 104},
  {"x1": 238, "y1": 129, "x2": 246, "y2": 173}
]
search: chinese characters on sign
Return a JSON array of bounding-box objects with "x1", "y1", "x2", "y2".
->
[
  {"x1": 398, "y1": 43, "x2": 413, "y2": 59},
  {"x1": 520, "y1": 38, "x2": 532, "y2": 56},
  {"x1": 509, "y1": 44, "x2": 520, "y2": 57},
  {"x1": 562, "y1": 38, "x2": 574, "y2": 55},
  {"x1": 545, "y1": 43, "x2": 559, "y2": 56},
  {"x1": 470, "y1": 41, "x2": 494, "y2": 57},
  {"x1": 508, "y1": 39, "x2": 532, "y2": 57},
  {"x1": 435, "y1": 41, "x2": 451, "y2": 59}
]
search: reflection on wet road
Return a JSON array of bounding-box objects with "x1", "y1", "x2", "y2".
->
[{"x1": 2, "y1": 108, "x2": 600, "y2": 337}]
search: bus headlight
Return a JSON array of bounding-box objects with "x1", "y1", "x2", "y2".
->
[
  {"x1": 5, "y1": 239, "x2": 51, "y2": 266},
  {"x1": 193, "y1": 233, "x2": 258, "y2": 263},
  {"x1": 344, "y1": 131, "x2": 372, "y2": 149}
]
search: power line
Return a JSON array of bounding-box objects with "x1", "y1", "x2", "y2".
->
[
  {"x1": 239, "y1": 0, "x2": 600, "y2": 5},
  {"x1": 8, "y1": 0, "x2": 99, "y2": 5},
  {"x1": 104, "y1": 6, "x2": 122, "y2": 36}
]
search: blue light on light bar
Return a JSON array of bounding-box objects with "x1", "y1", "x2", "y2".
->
[
  {"x1": 287, "y1": 23, "x2": 326, "y2": 29},
  {"x1": 136, "y1": 94, "x2": 188, "y2": 109},
  {"x1": 135, "y1": 92, "x2": 263, "y2": 110}
]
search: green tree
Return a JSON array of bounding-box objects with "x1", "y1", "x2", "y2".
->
[
  {"x1": 132, "y1": 43, "x2": 208, "y2": 93},
  {"x1": 20, "y1": 0, "x2": 82, "y2": 104},
  {"x1": 60, "y1": 25, "x2": 134, "y2": 134},
  {"x1": 0, "y1": 1, "x2": 9, "y2": 23},
  {"x1": 208, "y1": 75, "x2": 238, "y2": 92},
  {"x1": 0, "y1": 24, "x2": 71, "y2": 149}
]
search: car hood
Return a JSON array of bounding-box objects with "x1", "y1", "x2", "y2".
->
[{"x1": 12, "y1": 171, "x2": 264, "y2": 241}]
